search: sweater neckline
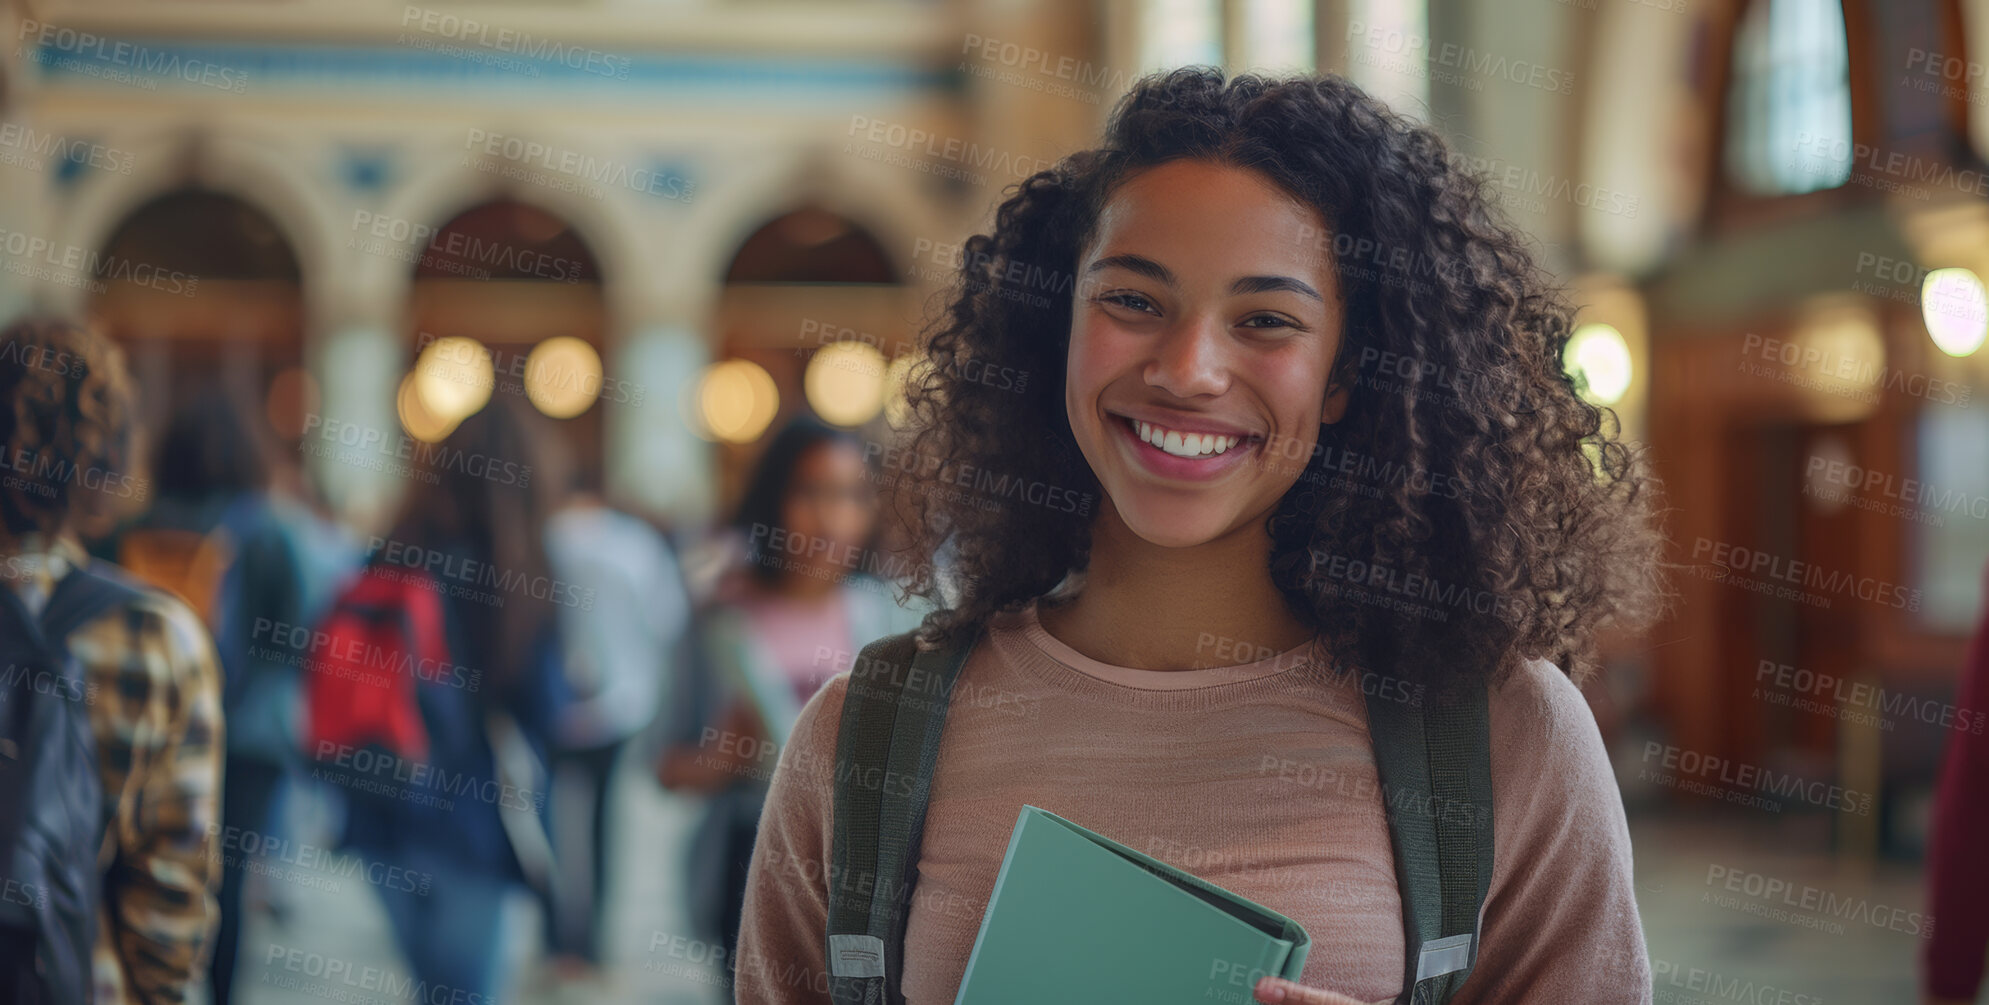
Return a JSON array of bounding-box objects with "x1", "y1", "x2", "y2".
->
[{"x1": 987, "y1": 600, "x2": 1337, "y2": 712}]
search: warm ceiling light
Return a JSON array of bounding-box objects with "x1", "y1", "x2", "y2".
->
[
  {"x1": 412, "y1": 335, "x2": 494, "y2": 422},
  {"x1": 1921, "y1": 267, "x2": 1988, "y2": 357},
  {"x1": 524, "y1": 336, "x2": 603, "y2": 418},
  {"x1": 804, "y1": 341, "x2": 889, "y2": 427},
  {"x1": 1564, "y1": 323, "x2": 1633, "y2": 406},
  {"x1": 696, "y1": 359, "x2": 779, "y2": 443},
  {"x1": 397, "y1": 372, "x2": 458, "y2": 444}
]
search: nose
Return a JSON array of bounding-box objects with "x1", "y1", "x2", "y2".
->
[{"x1": 1143, "y1": 311, "x2": 1230, "y2": 399}]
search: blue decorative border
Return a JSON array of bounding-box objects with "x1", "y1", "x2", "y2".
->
[{"x1": 25, "y1": 36, "x2": 964, "y2": 101}]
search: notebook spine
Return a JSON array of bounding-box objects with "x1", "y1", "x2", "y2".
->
[{"x1": 1256, "y1": 938, "x2": 1295, "y2": 987}]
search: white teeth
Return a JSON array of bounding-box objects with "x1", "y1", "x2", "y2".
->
[{"x1": 1129, "y1": 416, "x2": 1245, "y2": 458}]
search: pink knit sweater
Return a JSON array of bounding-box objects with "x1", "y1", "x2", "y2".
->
[{"x1": 733, "y1": 603, "x2": 1652, "y2": 1003}]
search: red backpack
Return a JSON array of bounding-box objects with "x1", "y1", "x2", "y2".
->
[{"x1": 303, "y1": 567, "x2": 448, "y2": 763}]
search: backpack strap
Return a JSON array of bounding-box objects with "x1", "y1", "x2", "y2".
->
[
  {"x1": 0, "y1": 565, "x2": 130, "y2": 749},
  {"x1": 0, "y1": 560, "x2": 146, "y2": 955},
  {"x1": 826, "y1": 627, "x2": 979, "y2": 1005},
  {"x1": 40, "y1": 561, "x2": 148, "y2": 646},
  {"x1": 1364, "y1": 678, "x2": 1495, "y2": 1004}
]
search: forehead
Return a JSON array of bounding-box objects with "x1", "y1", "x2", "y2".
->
[{"x1": 1086, "y1": 160, "x2": 1334, "y2": 282}]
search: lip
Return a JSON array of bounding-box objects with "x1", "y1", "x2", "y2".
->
[{"x1": 1105, "y1": 409, "x2": 1261, "y2": 483}]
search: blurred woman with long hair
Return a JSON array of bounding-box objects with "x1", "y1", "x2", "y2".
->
[
  {"x1": 658, "y1": 414, "x2": 929, "y2": 961},
  {"x1": 306, "y1": 393, "x2": 563, "y2": 1000}
]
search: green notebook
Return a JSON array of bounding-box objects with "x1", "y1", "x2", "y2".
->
[{"x1": 953, "y1": 805, "x2": 1311, "y2": 1004}]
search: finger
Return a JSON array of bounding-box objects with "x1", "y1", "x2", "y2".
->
[{"x1": 1252, "y1": 975, "x2": 1367, "y2": 1005}]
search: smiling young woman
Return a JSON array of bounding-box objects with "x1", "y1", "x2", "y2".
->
[{"x1": 733, "y1": 68, "x2": 1667, "y2": 1005}]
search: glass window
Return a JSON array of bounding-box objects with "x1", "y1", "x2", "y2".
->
[
  {"x1": 1913, "y1": 404, "x2": 1989, "y2": 632},
  {"x1": 1344, "y1": 0, "x2": 1430, "y2": 118},
  {"x1": 1963, "y1": 1, "x2": 1989, "y2": 159},
  {"x1": 1240, "y1": 0, "x2": 1316, "y2": 74},
  {"x1": 1725, "y1": 0, "x2": 1854, "y2": 195},
  {"x1": 1140, "y1": 0, "x2": 1223, "y2": 72}
]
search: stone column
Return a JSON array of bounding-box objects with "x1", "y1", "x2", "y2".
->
[
  {"x1": 607, "y1": 319, "x2": 715, "y2": 528},
  {"x1": 307, "y1": 300, "x2": 405, "y2": 536}
]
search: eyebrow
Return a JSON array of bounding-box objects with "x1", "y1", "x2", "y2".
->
[{"x1": 1086, "y1": 253, "x2": 1324, "y2": 303}]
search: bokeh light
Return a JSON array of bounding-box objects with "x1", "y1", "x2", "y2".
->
[
  {"x1": 1921, "y1": 267, "x2": 1988, "y2": 357},
  {"x1": 803, "y1": 341, "x2": 889, "y2": 427},
  {"x1": 412, "y1": 335, "x2": 494, "y2": 422},
  {"x1": 396, "y1": 371, "x2": 457, "y2": 444},
  {"x1": 524, "y1": 336, "x2": 604, "y2": 418},
  {"x1": 1564, "y1": 323, "x2": 1634, "y2": 406},
  {"x1": 695, "y1": 358, "x2": 779, "y2": 443}
]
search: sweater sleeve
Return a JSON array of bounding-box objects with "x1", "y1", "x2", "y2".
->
[
  {"x1": 734, "y1": 673, "x2": 849, "y2": 1004},
  {"x1": 1455, "y1": 660, "x2": 1652, "y2": 1004},
  {"x1": 1923, "y1": 572, "x2": 1989, "y2": 999}
]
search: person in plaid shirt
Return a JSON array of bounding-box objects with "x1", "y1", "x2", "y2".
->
[{"x1": 0, "y1": 316, "x2": 224, "y2": 1004}]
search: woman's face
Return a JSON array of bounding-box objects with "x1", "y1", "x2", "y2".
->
[
  {"x1": 780, "y1": 439, "x2": 879, "y2": 579},
  {"x1": 1065, "y1": 159, "x2": 1348, "y2": 549}
]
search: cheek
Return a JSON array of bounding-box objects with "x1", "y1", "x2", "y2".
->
[
  {"x1": 1069, "y1": 317, "x2": 1149, "y2": 385},
  {"x1": 1252, "y1": 350, "x2": 1333, "y2": 428},
  {"x1": 1064, "y1": 321, "x2": 1114, "y2": 420}
]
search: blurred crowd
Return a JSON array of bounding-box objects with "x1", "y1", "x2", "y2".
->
[{"x1": 0, "y1": 314, "x2": 929, "y2": 1004}]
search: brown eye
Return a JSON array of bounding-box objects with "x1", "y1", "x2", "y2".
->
[{"x1": 1098, "y1": 292, "x2": 1158, "y2": 315}]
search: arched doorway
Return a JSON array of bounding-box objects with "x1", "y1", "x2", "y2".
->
[
  {"x1": 710, "y1": 205, "x2": 908, "y2": 509},
  {"x1": 402, "y1": 199, "x2": 609, "y2": 486},
  {"x1": 84, "y1": 188, "x2": 307, "y2": 596},
  {"x1": 87, "y1": 188, "x2": 305, "y2": 442}
]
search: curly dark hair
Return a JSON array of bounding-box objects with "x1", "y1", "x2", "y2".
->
[
  {"x1": 0, "y1": 315, "x2": 145, "y2": 544},
  {"x1": 891, "y1": 67, "x2": 1666, "y2": 688}
]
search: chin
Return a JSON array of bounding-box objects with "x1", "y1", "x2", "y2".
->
[{"x1": 1111, "y1": 492, "x2": 1241, "y2": 549}]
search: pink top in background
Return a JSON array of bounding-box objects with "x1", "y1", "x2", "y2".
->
[{"x1": 736, "y1": 586, "x2": 855, "y2": 707}]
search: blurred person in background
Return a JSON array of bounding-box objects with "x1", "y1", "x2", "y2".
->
[
  {"x1": 105, "y1": 383, "x2": 363, "y2": 1003},
  {"x1": 656, "y1": 414, "x2": 928, "y2": 962},
  {"x1": 103, "y1": 387, "x2": 260, "y2": 622},
  {"x1": 1922, "y1": 559, "x2": 1989, "y2": 1005},
  {"x1": 0, "y1": 316, "x2": 224, "y2": 1004},
  {"x1": 160, "y1": 390, "x2": 363, "y2": 1005},
  {"x1": 304, "y1": 393, "x2": 564, "y2": 1002},
  {"x1": 536, "y1": 453, "x2": 692, "y2": 979}
]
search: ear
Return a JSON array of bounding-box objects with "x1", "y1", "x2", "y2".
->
[{"x1": 1321, "y1": 380, "x2": 1351, "y2": 425}]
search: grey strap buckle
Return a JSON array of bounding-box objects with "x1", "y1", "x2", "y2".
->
[
  {"x1": 829, "y1": 934, "x2": 887, "y2": 979},
  {"x1": 1415, "y1": 933, "x2": 1475, "y2": 980}
]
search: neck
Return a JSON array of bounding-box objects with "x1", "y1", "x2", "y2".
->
[
  {"x1": 1037, "y1": 499, "x2": 1312, "y2": 671},
  {"x1": 775, "y1": 566, "x2": 844, "y2": 601}
]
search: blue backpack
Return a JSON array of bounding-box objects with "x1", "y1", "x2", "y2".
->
[{"x1": 0, "y1": 562, "x2": 147, "y2": 1005}]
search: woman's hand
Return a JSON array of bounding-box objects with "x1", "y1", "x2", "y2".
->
[{"x1": 1252, "y1": 976, "x2": 1370, "y2": 1004}]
